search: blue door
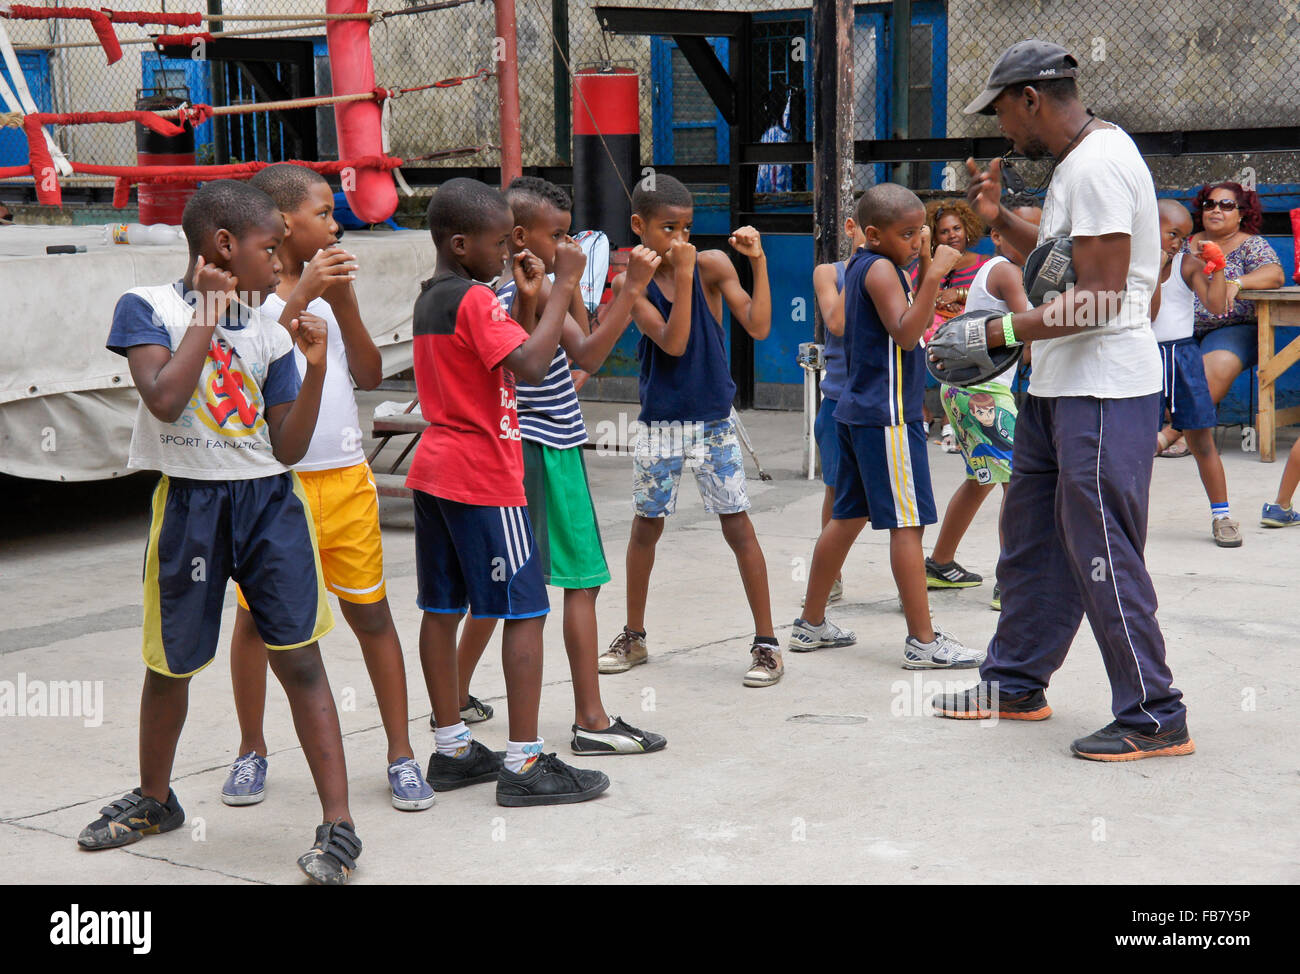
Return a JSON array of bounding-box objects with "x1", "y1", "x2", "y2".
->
[
  {"x1": 650, "y1": 36, "x2": 730, "y2": 165},
  {"x1": 0, "y1": 51, "x2": 52, "y2": 169},
  {"x1": 141, "y1": 54, "x2": 214, "y2": 161}
]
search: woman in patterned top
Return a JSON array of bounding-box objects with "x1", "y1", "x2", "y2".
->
[
  {"x1": 913, "y1": 198, "x2": 989, "y2": 447},
  {"x1": 922, "y1": 198, "x2": 989, "y2": 318},
  {"x1": 1158, "y1": 181, "x2": 1284, "y2": 457}
]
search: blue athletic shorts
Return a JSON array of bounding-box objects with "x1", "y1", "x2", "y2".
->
[
  {"x1": 832, "y1": 420, "x2": 936, "y2": 530},
  {"x1": 413, "y1": 491, "x2": 549, "y2": 619},
  {"x1": 142, "y1": 472, "x2": 334, "y2": 678},
  {"x1": 814, "y1": 396, "x2": 841, "y2": 488},
  {"x1": 1159, "y1": 338, "x2": 1218, "y2": 432},
  {"x1": 1197, "y1": 322, "x2": 1258, "y2": 369}
]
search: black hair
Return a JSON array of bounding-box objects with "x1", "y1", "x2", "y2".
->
[
  {"x1": 632, "y1": 172, "x2": 693, "y2": 218},
  {"x1": 249, "y1": 163, "x2": 329, "y2": 212},
  {"x1": 181, "y1": 179, "x2": 280, "y2": 255},
  {"x1": 505, "y1": 176, "x2": 572, "y2": 228},
  {"x1": 855, "y1": 182, "x2": 924, "y2": 230},
  {"x1": 425, "y1": 177, "x2": 511, "y2": 248},
  {"x1": 1008, "y1": 76, "x2": 1078, "y2": 106}
]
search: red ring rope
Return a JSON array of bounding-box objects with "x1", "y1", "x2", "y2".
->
[{"x1": 1, "y1": 6, "x2": 202, "y2": 64}]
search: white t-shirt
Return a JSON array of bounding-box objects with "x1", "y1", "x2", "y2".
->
[
  {"x1": 1029, "y1": 124, "x2": 1163, "y2": 399},
  {"x1": 1150, "y1": 253, "x2": 1195, "y2": 343},
  {"x1": 965, "y1": 255, "x2": 1015, "y2": 389},
  {"x1": 107, "y1": 283, "x2": 299, "y2": 480},
  {"x1": 262, "y1": 292, "x2": 366, "y2": 471}
]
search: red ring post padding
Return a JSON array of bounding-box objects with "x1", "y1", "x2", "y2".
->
[{"x1": 327, "y1": 0, "x2": 397, "y2": 224}]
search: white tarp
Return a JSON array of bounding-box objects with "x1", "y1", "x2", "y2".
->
[{"x1": 0, "y1": 226, "x2": 431, "y2": 481}]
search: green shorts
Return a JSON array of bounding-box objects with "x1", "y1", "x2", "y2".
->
[
  {"x1": 521, "y1": 440, "x2": 612, "y2": 589},
  {"x1": 940, "y1": 382, "x2": 1017, "y2": 485}
]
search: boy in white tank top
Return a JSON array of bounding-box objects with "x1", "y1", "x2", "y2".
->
[
  {"x1": 1150, "y1": 199, "x2": 1237, "y2": 547},
  {"x1": 926, "y1": 201, "x2": 1039, "y2": 610}
]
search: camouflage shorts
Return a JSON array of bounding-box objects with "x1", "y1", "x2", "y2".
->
[{"x1": 632, "y1": 416, "x2": 751, "y2": 517}]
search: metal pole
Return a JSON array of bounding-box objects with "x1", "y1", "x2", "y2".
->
[
  {"x1": 891, "y1": 0, "x2": 911, "y2": 185},
  {"x1": 808, "y1": 0, "x2": 853, "y2": 479},
  {"x1": 552, "y1": 0, "x2": 571, "y2": 165},
  {"x1": 494, "y1": 0, "x2": 523, "y2": 187}
]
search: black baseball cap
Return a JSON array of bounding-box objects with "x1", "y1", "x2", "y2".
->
[{"x1": 963, "y1": 40, "x2": 1079, "y2": 115}]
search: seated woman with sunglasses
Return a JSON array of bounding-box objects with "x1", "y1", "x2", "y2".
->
[{"x1": 1157, "y1": 181, "x2": 1285, "y2": 457}]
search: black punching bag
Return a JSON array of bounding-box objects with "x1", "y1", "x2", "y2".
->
[{"x1": 572, "y1": 66, "x2": 639, "y2": 248}]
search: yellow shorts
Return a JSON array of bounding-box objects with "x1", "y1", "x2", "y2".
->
[{"x1": 237, "y1": 461, "x2": 387, "y2": 609}]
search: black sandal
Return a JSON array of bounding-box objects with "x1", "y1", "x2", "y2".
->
[{"x1": 297, "y1": 819, "x2": 362, "y2": 885}]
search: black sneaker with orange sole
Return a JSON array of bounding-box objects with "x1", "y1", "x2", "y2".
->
[
  {"x1": 1070, "y1": 721, "x2": 1195, "y2": 762},
  {"x1": 932, "y1": 682, "x2": 1052, "y2": 720}
]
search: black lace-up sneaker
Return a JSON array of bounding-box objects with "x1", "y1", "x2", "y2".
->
[
  {"x1": 571, "y1": 716, "x2": 667, "y2": 755},
  {"x1": 1071, "y1": 721, "x2": 1195, "y2": 762},
  {"x1": 496, "y1": 752, "x2": 610, "y2": 807},
  {"x1": 932, "y1": 682, "x2": 1052, "y2": 720},
  {"x1": 426, "y1": 739, "x2": 504, "y2": 791}
]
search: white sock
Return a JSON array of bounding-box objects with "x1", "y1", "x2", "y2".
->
[
  {"x1": 504, "y1": 737, "x2": 543, "y2": 774},
  {"x1": 435, "y1": 721, "x2": 472, "y2": 758}
]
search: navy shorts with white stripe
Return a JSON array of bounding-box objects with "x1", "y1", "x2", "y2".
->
[{"x1": 413, "y1": 491, "x2": 550, "y2": 620}]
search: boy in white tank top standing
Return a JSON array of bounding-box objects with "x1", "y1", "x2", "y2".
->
[
  {"x1": 927, "y1": 198, "x2": 1039, "y2": 609},
  {"x1": 1150, "y1": 199, "x2": 1237, "y2": 547}
]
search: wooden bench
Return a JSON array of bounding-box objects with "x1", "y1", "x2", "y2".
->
[{"x1": 368, "y1": 402, "x2": 427, "y2": 498}]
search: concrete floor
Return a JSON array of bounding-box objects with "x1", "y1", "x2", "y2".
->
[{"x1": 1, "y1": 394, "x2": 1296, "y2": 884}]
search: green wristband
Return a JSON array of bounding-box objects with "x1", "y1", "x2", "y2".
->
[{"x1": 1000, "y1": 313, "x2": 1018, "y2": 347}]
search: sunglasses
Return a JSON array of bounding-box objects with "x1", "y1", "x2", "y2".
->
[{"x1": 1202, "y1": 199, "x2": 1240, "y2": 212}]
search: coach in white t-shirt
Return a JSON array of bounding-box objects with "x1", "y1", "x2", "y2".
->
[{"x1": 932, "y1": 41, "x2": 1193, "y2": 762}]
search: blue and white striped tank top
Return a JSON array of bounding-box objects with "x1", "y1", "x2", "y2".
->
[{"x1": 496, "y1": 279, "x2": 588, "y2": 448}]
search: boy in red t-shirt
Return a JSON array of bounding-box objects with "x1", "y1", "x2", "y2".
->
[{"x1": 409, "y1": 178, "x2": 608, "y2": 805}]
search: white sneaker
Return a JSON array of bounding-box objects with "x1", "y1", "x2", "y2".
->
[
  {"x1": 788, "y1": 617, "x2": 856, "y2": 653},
  {"x1": 800, "y1": 577, "x2": 843, "y2": 607},
  {"x1": 902, "y1": 627, "x2": 984, "y2": 669}
]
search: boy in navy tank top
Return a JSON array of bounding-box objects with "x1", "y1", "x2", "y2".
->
[
  {"x1": 597, "y1": 174, "x2": 782, "y2": 687},
  {"x1": 790, "y1": 184, "x2": 982, "y2": 670},
  {"x1": 809, "y1": 215, "x2": 868, "y2": 605}
]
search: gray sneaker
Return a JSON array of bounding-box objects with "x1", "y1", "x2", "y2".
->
[
  {"x1": 743, "y1": 643, "x2": 784, "y2": 687},
  {"x1": 787, "y1": 617, "x2": 856, "y2": 653},
  {"x1": 903, "y1": 627, "x2": 984, "y2": 669},
  {"x1": 598, "y1": 627, "x2": 648, "y2": 674}
]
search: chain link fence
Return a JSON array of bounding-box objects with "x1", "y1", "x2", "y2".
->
[
  {"x1": 5, "y1": 1, "x2": 1298, "y2": 209},
  {"x1": 948, "y1": 0, "x2": 1300, "y2": 200}
]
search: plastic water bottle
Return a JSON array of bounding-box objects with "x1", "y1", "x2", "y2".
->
[{"x1": 104, "y1": 222, "x2": 184, "y2": 246}]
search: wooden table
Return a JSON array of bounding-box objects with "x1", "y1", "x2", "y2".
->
[{"x1": 1242, "y1": 286, "x2": 1300, "y2": 461}]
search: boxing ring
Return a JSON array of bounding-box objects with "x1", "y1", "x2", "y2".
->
[{"x1": 0, "y1": 1, "x2": 517, "y2": 481}]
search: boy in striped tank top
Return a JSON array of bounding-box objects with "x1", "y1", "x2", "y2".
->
[
  {"x1": 791, "y1": 184, "x2": 982, "y2": 670},
  {"x1": 452, "y1": 177, "x2": 668, "y2": 755}
]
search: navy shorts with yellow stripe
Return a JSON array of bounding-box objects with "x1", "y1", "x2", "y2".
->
[
  {"x1": 832, "y1": 420, "x2": 936, "y2": 530},
  {"x1": 142, "y1": 473, "x2": 334, "y2": 678},
  {"x1": 413, "y1": 490, "x2": 549, "y2": 620}
]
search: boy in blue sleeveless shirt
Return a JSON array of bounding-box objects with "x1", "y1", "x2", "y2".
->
[
  {"x1": 809, "y1": 214, "x2": 869, "y2": 605},
  {"x1": 791, "y1": 184, "x2": 982, "y2": 670},
  {"x1": 599, "y1": 174, "x2": 782, "y2": 687}
]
